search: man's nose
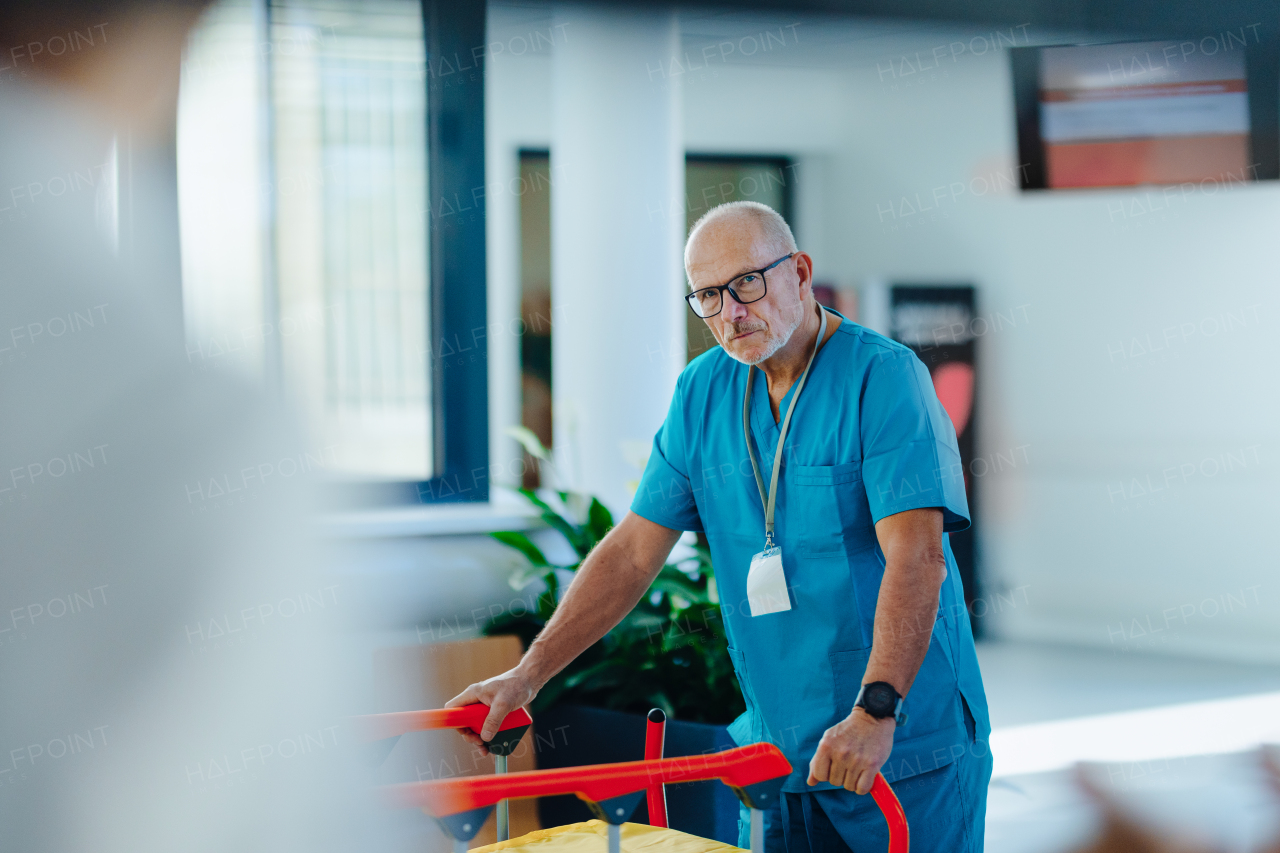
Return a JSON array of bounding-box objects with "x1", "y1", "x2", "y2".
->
[{"x1": 721, "y1": 292, "x2": 749, "y2": 322}]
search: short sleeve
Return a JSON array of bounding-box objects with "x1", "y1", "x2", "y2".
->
[
  {"x1": 630, "y1": 378, "x2": 703, "y2": 533},
  {"x1": 860, "y1": 350, "x2": 970, "y2": 532}
]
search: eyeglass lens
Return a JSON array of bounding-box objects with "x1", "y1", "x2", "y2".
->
[{"x1": 690, "y1": 272, "x2": 768, "y2": 318}]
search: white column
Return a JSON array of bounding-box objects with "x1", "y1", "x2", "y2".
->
[
  {"x1": 485, "y1": 146, "x2": 521, "y2": 495},
  {"x1": 551, "y1": 6, "x2": 685, "y2": 516}
]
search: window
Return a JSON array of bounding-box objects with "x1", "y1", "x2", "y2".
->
[
  {"x1": 178, "y1": 0, "x2": 488, "y2": 504},
  {"x1": 178, "y1": 0, "x2": 433, "y2": 482}
]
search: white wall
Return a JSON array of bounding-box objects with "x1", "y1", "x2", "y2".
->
[
  {"x1": 825, "y1": 52, "x2": 1280, "y2": 661},
  {"x1": 484, "y1": 5, "x2": 1280, "y2": 662},
  {"x1": 549, "y1": 7, "x2": 687, "y2": 513}
]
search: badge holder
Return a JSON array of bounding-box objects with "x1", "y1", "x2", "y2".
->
[
  {"x1": 742, "y1": 307, "x2": 828, "y2": 618},
  {"x1": 747, "y1": 536, "x2": 790, "y2": 616}
]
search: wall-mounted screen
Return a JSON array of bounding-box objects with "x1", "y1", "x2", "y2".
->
[{"x1": 1011, "y1": 38, "x2": 1279, "y2": 189}]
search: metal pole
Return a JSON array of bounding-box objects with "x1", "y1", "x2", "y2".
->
[
  {"x1": 494, "y1": 754, "x2": 509, "y2": 841},
  {"x1": 750, "y1": 808, "x2": 763, "y2": 853},
  {"x1": 452, "y1": 840, "x2": 468, "y2": 853},
  {"x1": 607, "y1": 822, "x2": 621, "y2": 853}
]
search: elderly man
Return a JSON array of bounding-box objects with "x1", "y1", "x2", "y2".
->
[{"x1": 452, "y1": 201, "x2": 992, "y2": 851}]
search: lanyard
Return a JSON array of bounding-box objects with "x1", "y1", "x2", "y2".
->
[{"x1": 742, "y1": 307, "x2": 828, "y2": 549}]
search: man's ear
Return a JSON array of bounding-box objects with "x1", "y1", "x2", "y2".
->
[{"x1": 794, "y1": 252, "x2": 815, "y2": 299}]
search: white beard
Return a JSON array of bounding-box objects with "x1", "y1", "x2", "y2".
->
[{"x1": 726, "y1": 303, "x2": 805, "y2": 366}]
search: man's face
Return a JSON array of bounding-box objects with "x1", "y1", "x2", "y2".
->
[{"x1": 685, "y1": 220, "x2": 809, "y2": 365}]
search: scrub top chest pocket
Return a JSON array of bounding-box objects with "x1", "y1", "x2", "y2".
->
[{"x1": 788, "y1": 461, "x2": 875, "y2": 558}]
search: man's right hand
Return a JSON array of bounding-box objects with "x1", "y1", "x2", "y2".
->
[{"x1": 445, "y1": 667, "x2": 540, "y2": 747}]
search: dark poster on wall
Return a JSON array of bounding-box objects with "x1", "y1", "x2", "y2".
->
[{"x1": 889, "y1": 285, "x2": 982, "y2": 636}]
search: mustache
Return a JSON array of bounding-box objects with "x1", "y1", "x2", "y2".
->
[{"x1": 729, "y1": 320, "x2": 767, "y2": 339}]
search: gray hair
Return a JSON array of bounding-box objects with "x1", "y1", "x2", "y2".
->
[{"x1": 684, "y1": 200, "x2": 798, "y2": 283}]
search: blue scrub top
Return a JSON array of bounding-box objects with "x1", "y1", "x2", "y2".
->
[{"x1": 631, "y1": 313, "x2": 991, "y2": 793}]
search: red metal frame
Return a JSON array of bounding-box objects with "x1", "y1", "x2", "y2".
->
[
  {"x1": 870, "y1": 774, "x2": 910, "y2": 853},
  {"x1": 643, "y1": 710, "x2": 668, "y2": 828},
  {"x1": 366, "y1": 704, "x2": 909, "y2": 852},
  {"x1": 387, "y1": 742, "x2": 791, "y2": 815}
]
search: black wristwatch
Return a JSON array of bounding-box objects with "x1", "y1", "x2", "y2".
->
[{"x1": 854, "y1": 681, "x2": 907, "y2": 727}]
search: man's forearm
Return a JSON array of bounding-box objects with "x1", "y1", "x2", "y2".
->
[
  {"x1": 808, "y1": 539, "x2": 944, "y2": 793},
  {"x1": 447, "y1": 514, "x2": 680, "y2": 743},
  {"x1": 809, "y1": 509, "x2": 947, "y2": 792},
  {"x1": 518, "y1": 516, "x2": 676, "y2": 690},
  {"x1": 863, "y1": 550, "x2": 945, "y2": 698}
]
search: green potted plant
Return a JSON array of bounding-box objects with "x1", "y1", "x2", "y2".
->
[{"x1": 483, "y1": 429, "x2": 744, "y2": 840}]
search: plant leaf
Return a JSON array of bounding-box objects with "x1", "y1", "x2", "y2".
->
[
  {"x1": 585, "y1": 498, "x2": 614, "y2": 543},
  {"x1": 517, "y1": 488, "x2": 585, "y2": 554},
  {"x1": 507, "y1": 562, "x2": 555, "y2": 592},
  {"x1": 490, "y1": 530, "x2": 549, "y2": 566},
  {"x1": 562, "y1": 492, "x2": 593, "y2": 527},
  {"x1": 650, "y1": 567, "x2": 711, "y2": 604},
  {"x1": 517, "y1": 488, "x2": 570, "y2": 523},
  {"x1": 506, "y1": 425, "x2": 552, "y2": 462},
  {"x1": 562, "y1": 658, "x2": 617, "y2": 690}
]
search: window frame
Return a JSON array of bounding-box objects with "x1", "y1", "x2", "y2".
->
[
  {"x1": 414, "y1": 0, "x2": 489, "y2": 504},
  {"x1": 296, "y1": 0, "x2": 488, "y2": 508}
]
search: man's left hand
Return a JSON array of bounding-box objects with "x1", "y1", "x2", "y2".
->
[{"x1": 807, "y1": 708, "x2": 896, "y2": 794}]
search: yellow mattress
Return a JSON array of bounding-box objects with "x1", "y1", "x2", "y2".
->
[{"x1": 471, "y1": 821, "x2": 744, "y2": 853}]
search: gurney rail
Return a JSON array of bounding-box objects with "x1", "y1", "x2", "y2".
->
[
  {"x1": 385, "y1": 742, "x2": 910, "y2": 853},
  {"x1": 386, "y1": 741, "x2": 791, "y2": 816}
]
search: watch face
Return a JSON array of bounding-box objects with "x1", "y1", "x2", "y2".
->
[{"x1": 864, "y1": 683, "x2": 897, "y2": 717}]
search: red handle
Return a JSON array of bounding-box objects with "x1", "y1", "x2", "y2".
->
[
  {"x1": 871, "y1": 773, "x2": 910, "y2": 853},
  {"x1": 386, "y1": 742, "x2": 791, "y2": 816},
  {"x1": 643, "y1": 709, "x2": 668, "y2": 828},
  {"x1": 356, "y1": 704, "x2": 532, "y2": 743}
]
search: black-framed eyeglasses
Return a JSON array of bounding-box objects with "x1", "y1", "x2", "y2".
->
[{"x1": 684, "y1": 252, "x2": 797, "y2": 319}]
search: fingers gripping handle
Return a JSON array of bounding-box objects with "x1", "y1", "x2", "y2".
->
[
  {"x1": 735, "y1": 772, "x2": 908, "y2": 852},
  {"x1": 475, "y1": 705, "x2": 532, "y2": 757},
  {"x1": 356, "y1": 704, "x2": 532, "y2": 755}
]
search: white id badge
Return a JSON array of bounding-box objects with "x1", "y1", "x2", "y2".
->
[{"x1": 747, "y1": 546, "x2": 791, "y2": 616}]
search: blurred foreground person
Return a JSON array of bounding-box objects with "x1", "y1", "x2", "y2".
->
[
  {"x1": 0, "y1": 3, "x2": 396, "y2": 851},
  {"x1": 1070, "y1": 771, "x2": 1214, "y2": 853}
]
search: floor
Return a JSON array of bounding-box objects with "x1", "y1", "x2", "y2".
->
[{"x1": 976, "y1": 642, "x2": 1280, "y2": 852}]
